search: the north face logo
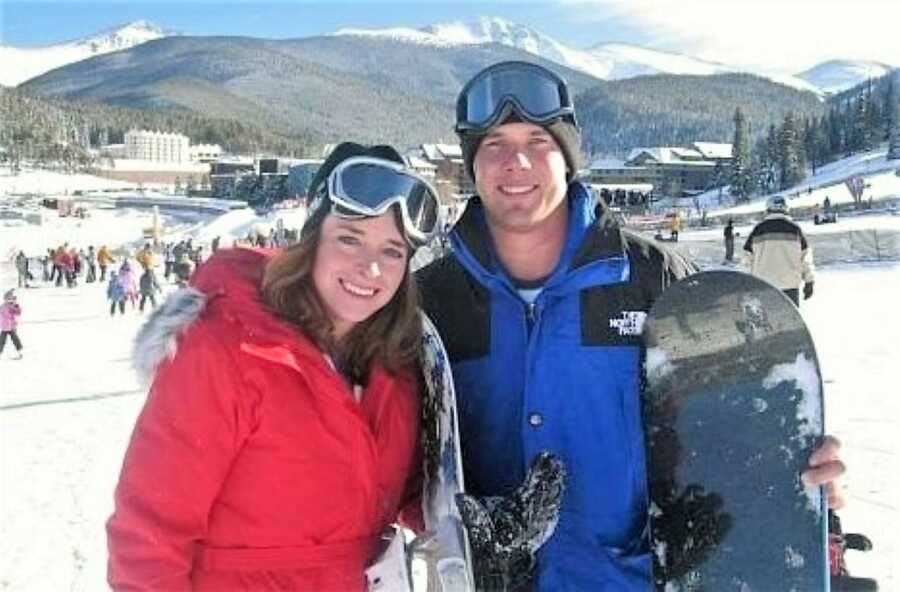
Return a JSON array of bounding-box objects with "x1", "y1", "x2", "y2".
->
[{"x1": 609, "y1": 311, "x2": 647, "y2": 337}]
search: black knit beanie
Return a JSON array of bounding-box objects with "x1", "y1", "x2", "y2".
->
[{"x1": 459, "y1": 115, "x2": 582, "y2": 183}]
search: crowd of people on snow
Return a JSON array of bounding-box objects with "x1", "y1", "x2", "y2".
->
[
  {"x1": 3, "y1": 237, "x2": 222, "y2": 336},
  {"x1": 3, "y1": 226, "x2": 306, "y2": 361}
]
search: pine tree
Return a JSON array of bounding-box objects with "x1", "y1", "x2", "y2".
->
[
  {"x1": 779, "y1": 112, "x2": 805, "y2": 190},
  {"x1": 729, "y1": 107, "x2": 753, "y2": 200},
  {"x1": 763, "y1": 124, "x2": 781, "y2": 192},
  {"x1": 826, "y1": 108, "x2": 842, "y2": 160},
  {"x1": 862, "y1": 83, "x2": 879, "y2": 151},
  {"x1": 884, "y1": 74, "x2": 897, "y2": 144},
  {"x1": 812, "y1": 116, "x2": 829, "y2": 173},
  {"x1": 889, "y1": 74, "x2": 900, "y2": 160}
]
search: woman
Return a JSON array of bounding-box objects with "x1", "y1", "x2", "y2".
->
[{"x1": 107, "y1": 143, "x2": 440, "y2": 591}]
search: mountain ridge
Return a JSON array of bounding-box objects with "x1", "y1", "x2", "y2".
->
[{"x1": 4, "y1": 17, "x2": 895, "y2": 94}]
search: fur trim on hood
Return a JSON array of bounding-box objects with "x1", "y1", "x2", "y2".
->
[{"x1": 133, "y1": 287, "x2": 207, "y2": 386}]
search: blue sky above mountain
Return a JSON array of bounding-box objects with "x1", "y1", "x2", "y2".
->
[{"x1": 3, "y1": 0, "x2": 896, "y2": 74}]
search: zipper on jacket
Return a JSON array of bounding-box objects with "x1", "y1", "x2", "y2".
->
[{"x1": 525, "y1": 301, "x2": 537, "y2": 334}]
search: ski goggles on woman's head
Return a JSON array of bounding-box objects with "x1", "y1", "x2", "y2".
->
[
  {"x1": 455, "y1": 61, "x2": 577, "y2": 134},
  {"x1": 322, "y1": 156, "x2": 440, "y2": 247}
]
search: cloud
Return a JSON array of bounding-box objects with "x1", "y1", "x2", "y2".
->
[{"x1": 559, "y1": 0, "x2": 899, "y2": 72}]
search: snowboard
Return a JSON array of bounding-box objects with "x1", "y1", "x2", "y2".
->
[
  {"x1": 642, "y1": 270, "x2": 829, "y2": 591},
  {"x1": 409, "y1": 313, "x2": 475, "y2": 592}
]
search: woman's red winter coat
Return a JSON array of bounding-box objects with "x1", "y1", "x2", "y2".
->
[{"x1": 107, "y1": 248, "x2": 422, "y2": 591}]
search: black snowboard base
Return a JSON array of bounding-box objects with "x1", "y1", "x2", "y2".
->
[{"x1": 643, "y1": 270, "x2": 829, "y2": 591}]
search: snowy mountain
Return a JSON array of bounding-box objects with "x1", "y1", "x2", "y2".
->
[
  {"x1": 0, "y1": 20, "x2": 171, "y2": 87},
  {"x1": 797, "y1": 60, "x2": 896, "y2": 95},
  {"x1": 584, "y1": 43, "x2": 732, "y2": 79},
  {"x1": 334, "y1": 17, "x2": 824, "y2": 94}
]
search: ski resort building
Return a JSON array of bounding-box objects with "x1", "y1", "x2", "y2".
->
[
  {"x1": 419, "y1": 143, "x2": 475, "y2": 202},
  {"x1": 585, "y1": 141, "x2": 733, "y2": 197},
  {"x1": 124, "y1": 130, "x2": 190, "y2": 163}
]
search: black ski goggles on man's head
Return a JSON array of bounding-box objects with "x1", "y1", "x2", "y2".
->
[
  {"x1": 455, "y1": 60, "x2": 576, "y2": 134},
  {"x1": 320, "y1": 156, "x2": 440, "y2": 247}
]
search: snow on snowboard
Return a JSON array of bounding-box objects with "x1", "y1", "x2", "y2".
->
[
  {"x1": 409, "y1": 313, "x2": 476, "y2": 592},
  {"x1": 642, "y1": 270, "x2": 829, "y2": 590}
]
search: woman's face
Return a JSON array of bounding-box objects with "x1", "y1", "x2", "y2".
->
[{"x1": 312, "y1": 210, "x2": 410, "y2": 341}]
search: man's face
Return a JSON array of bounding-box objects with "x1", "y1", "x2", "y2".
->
[{"x1": 473, "y1": 122, "x2": 568, "y2": 234}]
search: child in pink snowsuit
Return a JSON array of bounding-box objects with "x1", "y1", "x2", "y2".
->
[{"x1": 0, "y1": 289, "x2": 23, "y2": 359}]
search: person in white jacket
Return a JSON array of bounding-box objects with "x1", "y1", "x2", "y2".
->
[{"x1": 743, "y1": 196, "x2": 815, "y2": 306}]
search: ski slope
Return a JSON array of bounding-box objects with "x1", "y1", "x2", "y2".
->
[
  {"x1": 0, "y1": 168, "x2": 897, "y2": 590},
  {"x1": 0, "y1": 250, "x2": 896, "y2": 591}
]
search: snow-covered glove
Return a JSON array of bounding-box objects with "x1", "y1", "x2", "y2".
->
[
  {"x1": 455, "y1": 451, "x2": 566, "y2": 591},
  {"x1": 653, "y1": 484, "x2": 732, "y2": 584},
  {"x1": 804, "y1": 282, "x2": 814, "y2": 300}
]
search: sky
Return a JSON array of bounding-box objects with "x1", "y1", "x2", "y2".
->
[{"x1": 1, "y1": 0, "x2": 898, "y2": 73}]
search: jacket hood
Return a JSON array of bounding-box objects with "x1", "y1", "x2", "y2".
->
[{"x1": 133, "y1": 248, "x2": 306, "y2": 385}]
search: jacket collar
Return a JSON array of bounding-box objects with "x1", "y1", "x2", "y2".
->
[
  {"x1": 133, "y1": 248, "x2": 330, "y2": 384},
  {"x1": 450, "y1": 181, "x2": 628, "y2": 288}
]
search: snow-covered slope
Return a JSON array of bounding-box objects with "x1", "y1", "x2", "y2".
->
[
  {"x1": 585, "y1": 43, "x2": 732, "y2": 79},
  {"x1": 797, "y1": 60, "x2": 895, "y2": 94},
  {"x1": 0, "y1": 21, "x2": 170, "y2": 87}
]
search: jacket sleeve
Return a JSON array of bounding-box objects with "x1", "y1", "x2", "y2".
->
[
  {"x1": 107, "y1": 325, "x2": 256, "y2": 591},
  {"x1": 801, "y1": 244, "x2": 815, "y2": 284}
]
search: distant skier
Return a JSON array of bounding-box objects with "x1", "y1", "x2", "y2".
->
[
  {"x1": 40, "y1": 252, "x2": 50, "y2": 282},
  {"x1": 743, "y1": 196, "x2": 815, "y2": 306},
  {"x1": 85, "y1": 246, "x2": 97, "y2": 283},
  {"x1": 106, "y1": 271, "x2": 126, "y2": 316},
  {"x1": 724, "y1": 218, "x2": 735, "y2": 262},
  {"x1": 172, "y1": 252, "x2": 194, "y2": 288},
  {"x1": 118, "y1": 262, "x2": 139, "y2": 309},
  {"x1": 138, "y1": 268, "x2": 162, "y2": 312},
  {"x1": 97, "y1": 245, "x2": 115, "y2": 282},
  {"x1": 136, "y1": 243, "x2": 155, "y2": 271},
  {"x1": 163, "y1": 242, "x2": 176, "y2": 281},
  {"x1": 669, "y1": 211, "x2": 682, "y2": 241},
  {"x1": 15, "y1": 251, "x2": 32, "y2": 288},
  {"x1": 0, "y1": 289, "x2": 24, "y2": 359},
  {"x1": 60, "y1": 248, "x2": 77, "y2": 288}
]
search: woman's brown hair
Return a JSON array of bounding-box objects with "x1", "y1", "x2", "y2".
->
[{"x1": 261, "y1": 201, "x2": 422, "y2": 385}]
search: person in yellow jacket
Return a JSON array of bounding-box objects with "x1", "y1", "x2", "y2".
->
[
  {"x1": 668, "y1": 212, "x2": 682, "y2": 241},
  {"x1": 97, "y1": 245, "x2": 115, "y2": 282},
  {"x1": 135, "y1": 243, "x2": 155, "y2": 270}
]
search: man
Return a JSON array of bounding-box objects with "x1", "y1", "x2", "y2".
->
[
  {"x1": 15, "y1": 251, "x2": 31, "y2": 288},
  {"x1": 724, "y1": 218, "x2": 735, "y2": 262},
  {"x1": 136, "y1": 243, "x2": 155, "y2": 271},
  {"x1": 418, "y1": 61, "x2": 845, "y2": 589},
  {"x1": 97, "y1": 245, "x2": 115, "y2": 282},
  {"x1": 743, "y1": 196, "x2": 814, "y2": 306},
  {"x1": 85, "y1": 245, "x2": 97, "y2": 283}
]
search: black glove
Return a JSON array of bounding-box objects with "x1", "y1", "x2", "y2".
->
[
  {"x1": 653, "y1": 484, "x2": 732, "y2": 584},
  {"x1": 455, "y1": 452, "x2": 566, "y2": 590},
  {"x1": 804, "y1": 282, "x2": 814, "y2": 300}
]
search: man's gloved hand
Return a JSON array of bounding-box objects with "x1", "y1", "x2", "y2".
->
[
  {"x1": 455, "y1": 452, "x2": 566, "y2": 590},
  {"x1": 804, "y1": 282, "x2": 814, "y2": 300}
]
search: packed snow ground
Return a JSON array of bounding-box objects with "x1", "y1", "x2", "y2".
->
[
  {"x1": 1, "y1": 164, "x2": 898, "y2": 589},
  {"x1": 0, "y1": 243, "x2": 897, "y2": 590}
]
